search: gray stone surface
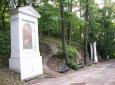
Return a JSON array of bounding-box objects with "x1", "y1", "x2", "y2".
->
[
  {"x1": 32, "y1": 59, "x2": 115, "y2": 85},
  {"x1": 58, "y1": 64, "x2": 69, "y2": 73}
]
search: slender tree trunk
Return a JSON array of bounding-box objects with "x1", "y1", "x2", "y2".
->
[
  {"x1": 18, "y1": 0, "x2": 21, "y2": 7},
  {"x1": 84, "y1": 29, "x2": 88, "y2": 65},
  {"x1": 67, "y1": 22, "x2": 72, "y2": 46},
  {"x1": 67, "y1": 0, "x2": 72, "y2": 46},
  {"x1": 59, "y1": 0, "x2": 68, "y2": 64},
  {"x1": 2, "y1": 15, "x2": 6, "y2": 32},
  {"x1": 84, "y1": 0, "x2": 89, "y2": 65},
  {"x1": 79, "y1": 0, "x2": 82, "y2": 43}
]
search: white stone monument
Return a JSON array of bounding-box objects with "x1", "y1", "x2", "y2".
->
[{"x1": 9, "y1": 6, "x2": 43, "y2": 80}]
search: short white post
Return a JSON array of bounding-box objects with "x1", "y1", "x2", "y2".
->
[
  {"x1": 90, "y1": 43, "x2": 93, "y2": 61},
  {"x1": 93, "y1": 42, "x2": 98, "y2": 63}
]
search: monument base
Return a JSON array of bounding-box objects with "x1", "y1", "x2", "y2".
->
[{"x1": 9, "y1": 56, "x2": 43, "y2": 80}]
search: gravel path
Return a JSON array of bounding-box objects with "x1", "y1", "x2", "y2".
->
[
  {"x1": 32, "y1": 59, "x2": 115, "y2": 85},
  {"x1": 0, "y1": 68, "x2": 24, "y2": 85}
]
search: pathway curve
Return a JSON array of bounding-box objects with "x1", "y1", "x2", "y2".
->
[
  {"x1": 33, "y1": 59, "x2": 115, "y2": 85},
  {"x1": 42, "y1": 41, "x2": 61, "y2": 77}
]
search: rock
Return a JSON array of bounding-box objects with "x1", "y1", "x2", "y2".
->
[
  {"x1": 58, "y1": 64, "x2": 69, "y2": 73},
  {"x1": 78, "y1": 63, "x2": 84, "y2": 69}
]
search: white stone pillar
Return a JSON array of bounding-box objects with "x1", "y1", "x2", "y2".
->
[
  {"x1": 90, "y1": 43, "x2": 93, "y2": 61},
  {"x1": 9, "y1": 6, "x2": 43, "y2": 80},
  {"x1": 93, "y1": 42, "x2": 98, "y2": 63}
]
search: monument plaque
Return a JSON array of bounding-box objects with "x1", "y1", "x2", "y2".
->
[
  {"x1": 23, "y1": 23, "x2": 32, "y2": 49},
  {"x1": 9, "y1": 6, "x2": 43, "y2": 80}
]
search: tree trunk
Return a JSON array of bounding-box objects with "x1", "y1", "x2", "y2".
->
[
  {"x1": 79, "y1": 0, "x2": 82, "y2": 43},
  {"x1": 84, "y1": 31, "x2": 88, "y2": 65},
  {"x1": 67, "y1": 22, "x2": 72, "y2": 46},
  {"x1": 84, "y1": 0, "x2": 89, "y2": 65},
  {"x1": 67, "y1": 1, "x2": 72, "y2": 46},
  {"x1": 59, "y1": 0, "x2": 68, "y2": 64},
  {"x1": 1, "y1": 15, "x2": 6, "y2": 32},
  {"x1": 18, "y1": 0, "x2": 21, "y2": 7}
]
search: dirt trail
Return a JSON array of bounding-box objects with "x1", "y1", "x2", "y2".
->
[
  {"x1": 43, "y1": 41, "x2": 61, "y2": 77},
  {"x1": 33, "y1": 59, "x2": 115, "y2": 85}
]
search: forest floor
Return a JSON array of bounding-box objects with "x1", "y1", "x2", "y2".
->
[{"x1": 30, "y1": 59, "x2": 115, "y2": 85}]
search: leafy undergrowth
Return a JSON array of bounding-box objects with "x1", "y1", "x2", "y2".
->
[
  {"x1": 0, "y1": 55, "x2": 9, "y2": 68},
  {"x1": 0, "y1": 68, "x2": 25, "y2": 85}
]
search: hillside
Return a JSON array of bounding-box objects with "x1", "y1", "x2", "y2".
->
[{"x1": 39, "y1": 36, "x2": 84, "y2": 78}]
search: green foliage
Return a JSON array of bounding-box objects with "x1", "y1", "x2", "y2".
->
[
  {"x1": 64, "y1": 12, "x2": 85, "y2": 43},
  {"x1": 37, "y1": 4, "x2": 60, "y2": 36},
  {"x1": 0, "y1": 31, "x2": 10, "y2": 55},
  {"x1": 55, "y1": 52, "x2": 64, "y2": 59},
  {"x1": 0, "y1": 31, "x2": 10, "y2": 67},
  {"x1": 95, "y1": 5, "x2": 115, "y2": 59},
  {"x1": 37, "y1": 0, "x2": 84, "y2": 39},
  {"x1": 67, "y1": 46, "x2": 79, "y2": 70},
  {"x1": 0, "y1": 0, "x2": 114, "y2": 68},
  {"x1": 67, "y1": 46, "x2": 77, "y2": 61},
  {"x1": 67, "y1": 62, "x2": 79, "y2": 70},
  {"x1": 55, "y1": 46, "x2": 79, "y2": 70},
  {"x1": 0, "y1": 55, "x2": 9, "y2": 68}
]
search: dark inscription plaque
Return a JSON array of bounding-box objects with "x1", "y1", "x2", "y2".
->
[{"x1": 23, "y1": 23, "x2": 32, "y2": 49}]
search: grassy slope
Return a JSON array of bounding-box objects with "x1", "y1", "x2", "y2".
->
[{"x1": 39, "y1": 36, "x2": 84, "y2": 76}]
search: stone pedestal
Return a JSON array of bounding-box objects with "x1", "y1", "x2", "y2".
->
[{"x1": 9, "y1": 6, "x2": 43, "y2": 80}]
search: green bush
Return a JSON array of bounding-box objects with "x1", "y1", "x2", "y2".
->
[
  {"x1": 68, "y1": 62, "x2": 79, "y2": 70},
  {"x1": 55, "y1": 46, "x2": 79, "y2": 70},
  {"x1": 67, "y1": 46, "x2": 79, "y2": 70},
  {"x1": 0, "y1": 31, "x2": 10, "y2": 68},
  {"x1": 0, "y1": 31, "x2": 10, "y2": 55},
  {"x1": 55, "y1": 52, "x2": 64, "y2": 59},
  {"x1": 67, "y1": 46, "x2": 77, "y2": 61}
]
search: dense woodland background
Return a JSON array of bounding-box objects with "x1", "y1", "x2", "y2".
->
[{"x1": 0, "y1": 0, "x2": 115, "y2": 68}]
